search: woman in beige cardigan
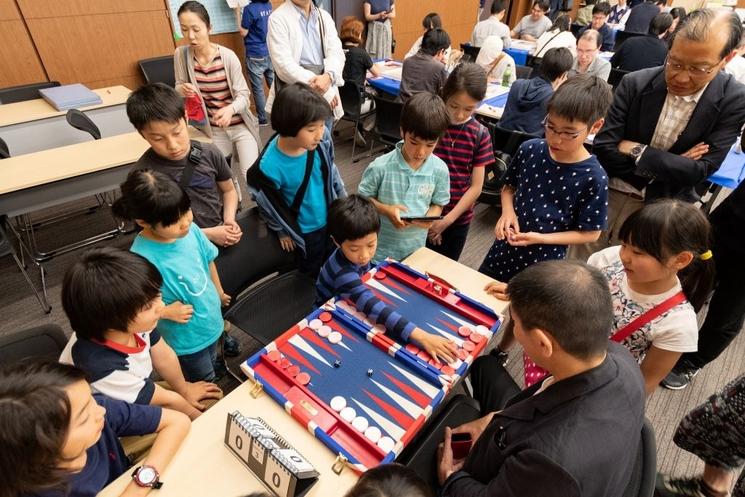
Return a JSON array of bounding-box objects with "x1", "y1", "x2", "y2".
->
[{"x1": 174, "y1": 1, "x2": 260, "y2": 187}]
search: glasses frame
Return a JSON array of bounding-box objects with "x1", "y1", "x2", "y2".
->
[
  {"x1": 665, "y1": 56, "x2": 722, "y2": 79},
  {"x1": 541, "y1": 116, "x2": 587, "y2": 141}
]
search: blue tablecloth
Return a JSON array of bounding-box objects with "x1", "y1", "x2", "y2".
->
[
  {"x1": 368, "y1": 76, "x2": 400, "y2": 97},
  {"x1": 482, "y1": 92, "x2": 509, "y2": 108},
  {"x1": 505, "y1": 47, "x2": 530, "y2": 66},
  {"x1": 709, "y1": 146, "x2": 745, "y2": 189}
]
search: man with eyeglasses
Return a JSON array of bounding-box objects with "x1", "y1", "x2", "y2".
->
[
  {"x1": 568, "y1": 30, "x2": 611, "y2": 81},
  {"x1": 578, "y1": 2, "x2": 614, "y2": 52},
  {"x1": 573, "y1": 9, "x2": 745, "y2": 261},
  {"x1": 511, "y1": 0, "x2": 552, "y2": 41}
]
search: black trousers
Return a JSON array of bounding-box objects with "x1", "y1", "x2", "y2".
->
[
  {"x1": 299, "y1": 226, "x2": 332, "y2": 278},
  {"x1": 678, "y1": 243, "x2": 745, "y2": 370},
  {"x1": 470, "y1": 354, "x2": 522, "y2": 415},
  {"x1": 426, "y1": 222, "x2": 471, "y2": 262}
]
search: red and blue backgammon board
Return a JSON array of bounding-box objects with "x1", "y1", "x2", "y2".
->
[{"x1": 241, "y1": 261, "x2": 501, "y2": 473}]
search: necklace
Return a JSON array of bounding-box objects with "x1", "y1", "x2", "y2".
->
[{"x1": 445, "y1": 120, "x2": 470, "y2": 148}]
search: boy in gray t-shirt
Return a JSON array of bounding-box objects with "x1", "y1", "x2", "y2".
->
[{"x1": 511, "y1": 0, "x2": 552, "y2": 41}]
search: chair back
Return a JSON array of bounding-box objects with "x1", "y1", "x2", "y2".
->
[
  {"x1": 622, "y1": 418, "x2": 657, "y2": 497},
  {"x1": 570, "y1": 23, "x2": 584, "y2": 38},
  {"x1": 0, "y1": 324, "x2": 68, "y2": 363},
  {"x1": 614, "y1": 30, "x2": 645, "y2": 52},
  {"x1": 214, "y1": 207, "x2": 297, "y2": 303},
  {"x1": 460, "y1": 44, "x2": 482, "y2": 62},
  {"x1": 0, "y1": 81, "x2": 61, "y2": 104},
  {"x1": 492, "y1": 124, "x2": 539, "y2": 156},
  {"x1": 65, "y1": 109, "x2": 102, "y2": 140},
  {"x1": 339, "y1": 83, "x2": 363, "y2": 121},
  {"x1": 608, "y1": 68, "x2": 630, "y2": 91},
  {"x1": 138, "y1": 56, "x2": 176, "y2": 87},
  {"x1": 515, "y1": 64, "x2": 533, "y2": 80},
  {"x1": 372, "y1": 95, "x2": 403, "y2": 146},
  {"x1": 0, "y1": 136, "x2": 9, "y2": 159}
]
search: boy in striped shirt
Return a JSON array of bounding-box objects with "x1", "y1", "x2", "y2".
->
[{"x1": 317, "y1": 195, "x2": 456, "y2": 363}]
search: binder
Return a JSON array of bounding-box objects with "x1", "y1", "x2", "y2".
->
[{"x1": 38, "y1": 84, "x2": 102, "y2": 111}]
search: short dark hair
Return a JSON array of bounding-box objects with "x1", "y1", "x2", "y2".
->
[
  {"x1": 270, "y1": 82, "x2": 332, "y2": 137},
  {"x1": 327, "y1": 194, "x2": 380, "y2": 243},
  {"x1": 491, "y1": 0, "x2": 506, "y2": 15},
  {"x1": 592, "y1": 2, "x2": 611, "y2": 16},
  {"x1": 670, "y1": 7, "x2": 686, "y2": 20},
  {"x1": 619, "y1": 199, "x2": 714, "y2": 311},
  {"x1": 0, "y1": 360, "x2": 87, "y2": 497},
  {"x1": 546, "y1": 74, "x2": 612, "y2": 125},
  {"x1": 400, "y1": 92, "x2": 450, "y2": 141},
  {"x1": 533, "y1": 0, "x2": 550, "y2": 12},
  {"x1": 539, "y1": 47, "x2": 574, "y2": 81},
  {"x1": 177, "y1": 0, "x2": 211, "y2": 27},
  {"x1": 442, "y1": 62, "x2": 488, "y2": 103},
  {"x1": 343, "y1": 464, "x2": 432, "y2": 497},
  {"x1": 422, "y1": 12, "x2": 442, "y2": 30},
  {"x1": 578, "y1": 28, "x2": 603, "y2": 48},
  {"x1": 670, "y1": 8, "x2": 743, "y2": 59},
  {"x1": 62, "y1": 248, "x2": 163, "y2": 341},
  {"x1": 649, "y1": 12, "x2": 673, "y2": 36},
  {"x1": 112, "y1": 169, "x2": 191, "y2": 227},
  {"x1": 126, "y1": 83, "x2": 185, "y2": 131},
  {"x1": 508, "y1": 260, "x2": 612, "y2": 360},
  {"x1": 420, "y1": 28, "x2": 451, "y2": 56},
  {"x1": 550, "y1": 14, "x2": 572, "y2": 32}
]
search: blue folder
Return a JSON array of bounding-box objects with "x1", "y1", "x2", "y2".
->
[{"x1": 39, "y1": 84, "x2": 102, "y2": 111}]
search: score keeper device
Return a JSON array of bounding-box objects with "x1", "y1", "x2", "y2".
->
[{"x1": 225, "y1": 411, "x2": 319, "y2": 497}]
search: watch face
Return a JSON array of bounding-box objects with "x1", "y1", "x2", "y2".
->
[{"x1": 138, "y1": 467, "x2": 157, "y2": 484}]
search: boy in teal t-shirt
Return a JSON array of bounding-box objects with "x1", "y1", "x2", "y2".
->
[{"x1": 358, "y1": 92, "x2": 451, "y2": 262}]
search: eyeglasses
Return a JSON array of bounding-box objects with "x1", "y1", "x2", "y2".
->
[
  {"x1": 542, "y1": 117, "x2": 586, "y2": 140},
  {"x1": 665, "y1": 57, "x2": 722, "y2": 79}
]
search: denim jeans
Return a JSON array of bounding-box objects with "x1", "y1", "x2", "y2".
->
[
  {"x1": 178, "y1": 339, "x2": 219, "y2": 382},
  {"x1": 246, "y1": 55, "x2": 274, "y2": 123}
]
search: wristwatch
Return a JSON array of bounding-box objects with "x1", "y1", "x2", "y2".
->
[
  {"x1": 131, "y1": 465, "x2": 163, "y2": 489},
  {"x1": 629, "y1": 143, "x2": 646, "y2": 162}
]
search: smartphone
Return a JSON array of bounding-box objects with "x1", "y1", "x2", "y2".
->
[
  {"x1": 400, "y1": 215, "x2": 444, "y2": 222},
  {"x1": 451, "y1": 432, "x2": 472, "y2": 459}
]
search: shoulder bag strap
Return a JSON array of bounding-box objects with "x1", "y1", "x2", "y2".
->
[
  {"x1": 290, "y1": 149, "x2": 316, "y2": 215},
  {"x1": 316, "y1": 5, "x2": 326, "y2": 59},
  {"x1": 179, "y1": 141, "x2": 202, "y2": 189},
  {"x1": 611, "y1": 291, "x2": 687, "y2": 344},
  {"x1": 537, "y1": 30, "x2": 565, "y2": 57}
]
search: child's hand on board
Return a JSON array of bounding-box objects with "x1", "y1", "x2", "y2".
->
[{"x1": 484, "y1": 281, "x2": 509, "y2": 300}]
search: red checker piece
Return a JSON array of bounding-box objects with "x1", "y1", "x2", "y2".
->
[
  {"x1": 373, "y1": 271, "x2": 387, "y2": 280},
  {"x1": 266, "y1": 350, "x2": 281, "y2": 362},
  {"x1": 461, "y1": 341, "x2": 476, "y2": 352},
  {"x1": 319, "y1": 311, "x2": 333, "y2": 323},
  {"x1": 405, "y1": 343, "x2": 420, "y2": 354},
  {"x1": 286, "y1": 365, "x2": 301, "y2": 377},
  {"x1": 279, "y1": 358, "x2": 292, "y2": 369},
  {"x1": 429, "y1": 359, "x2": 443, "y2": 370},
  {"x1": 469, "y1": 332, "x2": 485, "y2": 344},
  {"x1": 296, "y1": 372, "x2": 311, "y2": 385},
  {"x1": 441, "y1": 365, "x2": 456, "y2": 376},
  {"x1": 417, "y1": 350, "x2": 432, "y2": 362},
  {"x1": 458, "y1": 326, "x2": 472, "y2": 337},
  {"x1": 456, "y1": 349, "x2": 469, "y2": 361}
]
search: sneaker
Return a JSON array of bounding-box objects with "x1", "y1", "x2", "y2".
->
[
  {"x1": 489, "y1": 348, "x2": 510, "y2": 367},
  {"x1": 212, "y1": 360, "x2": 228, "y2": 381},
  {"x1": 223, "y1": 332, "x2": 242, "y2": 357},
  {"x1": 655, "y1": 474, "x2": 727, "y2": 497},
  {"x1": 661, "y1": 367, "x2": 700, "y2": 390}
]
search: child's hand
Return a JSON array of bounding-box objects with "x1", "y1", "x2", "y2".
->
[
  {"x1": 164, "y1": 301, "x2": 194, "y2": 323},
  {"x1": 484, "y1": 281, "x2": 509, "y2": 300},
  {"x1": 210, "y1": 225, "x2": 242, "y2": 248},
  {"x1": 279, "y1": 236, "x2": 296, "y2": 252},
  {"x1": 183, "y1": 381, "x2": 223, "y2": 410},
  {"x1": 384, "y1": 204, "x2": 408, "y2": 229},
  {"x1": 495, "y1": 211, "x2": 520, "y2": 240},
  {"x1": 411, "y1": 328, "x2": 457, "y2": 363},
  {"x1": 428, "y1": 218, "x2": 452, "y2": 245},
  {"x1": 220, "y1": 292, "x2": 232, "y2": 307},
  {"x1": 507, "y1": 231, "x2": 544, "y2": 247}
]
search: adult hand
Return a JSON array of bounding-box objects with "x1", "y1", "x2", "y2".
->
[
  {"x1": 180, "y1": 82, "x2": 198, "y2": 97},
  {"x1": 437, "y1": 427, "x2": 466, "y2": 485},
  {"x1": 411, "y1": 328, "x2": 457, "y2": 363},
  {"x1": 279, "y1": 236, "x2": 296, "y2": 252},
  {"x1": 164, "y1": 301, "x2": 194, "y2": 324},
  {"x1": 618, "y1": 139, "x2": 641, "y2": 156},
  {"x1": 330, "y1": 95, "x2": 339, "y2": 109},
  {"x1": 484, "y1": 281, "x2": 509, "y2": 300},
  {"x1": 183, "y1": 381, "x2": 223, "y2": 410},
  {"x1": 213, "y1": 106, "x2": 235, "y2": 128},
  {"x1": 384, "y1": 204, "x2": 408, "y2": 229},
  {"x1": 507, "y1": 231, "x2": 544, "y2": 247},
  {"x1": 681, "y1": 142, "x2": 709, "y2": 160},
  {"x1": 309, "y1": 73, "x2": 333, "y2": 94},
  {"x1": 494, "y1": 211, "x2": 520, "y2": 240},
  {"x1": 452, "y1": 412, "x2": 496, "y2": 446}
]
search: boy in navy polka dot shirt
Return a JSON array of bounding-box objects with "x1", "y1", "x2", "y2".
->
[{"x1": 479, "y1": 75, "x2": 613, "y2": 294}]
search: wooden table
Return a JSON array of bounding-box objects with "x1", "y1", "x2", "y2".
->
[{"x1": 98, "y1": 248, "x2": 503, "y2": 497}]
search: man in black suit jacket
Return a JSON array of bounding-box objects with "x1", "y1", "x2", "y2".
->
[
  {"x1": 610, "y1": 12, "x2": 672, "y2": 71},
  {"x1": 624, "y1": 0, "x2": 665, "y2": 33},
  {"x1": 438, "y1": 260, "x2": 646, "y2": 497},
  {"x1": 571, "y1": 9, "x2": 745, "y2": 260}
]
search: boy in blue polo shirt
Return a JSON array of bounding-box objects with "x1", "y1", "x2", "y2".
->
[
  {"x1": 358, "y1": 92, "x2": 451, "y2": 262},
  {"x1": 240, "y1": 0, "x2": 273, "y2": 126}
]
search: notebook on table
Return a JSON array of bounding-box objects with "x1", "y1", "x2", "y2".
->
[{"x1": 39, "y1": 84, "x2": 102, "y2": 111}]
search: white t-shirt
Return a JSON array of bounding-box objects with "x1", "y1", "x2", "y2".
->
[{"x1": 587, "y1": 246, "x2": 698, "y2": 362}]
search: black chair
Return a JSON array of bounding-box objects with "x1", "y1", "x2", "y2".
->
[
  {"x1": 608, "y1": 68, "x2": 630, "y2": 91},
  {"x1": 138, "y1": 55, "x2": 176, "y2": 88},
  {"x1": 613, "y1": 30, "x2": 645, "y2": 52},
  {"x1": 0, "y1": 136, "x2": 9, "y2": 159},
  {"x1": 526, "y1": 55, "x2": 543, "y2": 79},
  {"x1": 0, "y1": 324, "x2": 66, "y2": 363},
  {"x1": 338, "y1": 83, "x2": 376, "y2": 162},
  {"x1": 623, "y1": 418, "x2": 657, "y2": 497},
  {"x1": 460, "y1": 43, "x2": 482, "y2": 63},
  {"x1": 0, "y1": 81, "x2": 61, "y2": 105},
  {"x1": 515, "y1": 64, "x2": 532, "y2": 80},
  {"x1": 370, "y1": 95, "x2": 404, "y2": 150},
  {"x1": 0, "y1": 216, "x2": 51, "y2": 313},
  {"x1": 491, "y1": 123, "x2": 540, "y2": 157},
  {"x1": 570, "y1": 23, "x2": 584, "y2": 38},
  {"x1": 397, "y1": 394, "x2": 481, "y2": 488},
  {"x1": 65, "y1": 109, "x2": 102, "y2": 140},
  {"x1": 218, "y1": 208, "x2": 317, "y2": 346}
]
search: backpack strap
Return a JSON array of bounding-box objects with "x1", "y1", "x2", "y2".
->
[
  {"x1": 290, "y1": 149, "x2": 316, "y2": 215},
  {"x1": 179, "y1": 141, "x2": 203, "y2": 189},
  {"x1": 611, "y1": 291, "x2": 687, "y2": 344}
]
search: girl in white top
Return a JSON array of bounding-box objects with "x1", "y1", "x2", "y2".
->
[
  {"x1": 534, "y1": 15, "x2": 577, "y2": 58},
  {"x1": 474, "y1": 35, "x2": 516, "y2": 85},
  {"x1": 588, "y1": 200, "x2": 715, "y2": 396}
]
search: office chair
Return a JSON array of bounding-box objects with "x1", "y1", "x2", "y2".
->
[
  {"x1": 138, "y1": 56, "x2": 176, "y2": 88},
  {"x1": 0, "y1": 81, "x2": 61, "y2": 105},
  {"x1": 338, "y1": 83, "x2": 377, "y2": 162}
]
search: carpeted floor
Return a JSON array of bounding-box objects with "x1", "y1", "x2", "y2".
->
[{"x1": 1, "y1": 122, "x2": 742, "y2": 483}]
